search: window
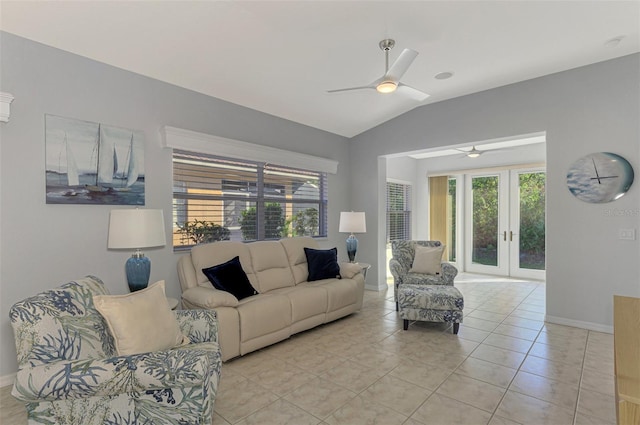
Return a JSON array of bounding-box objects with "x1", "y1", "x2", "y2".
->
[
  {"x1": 386, "y1": 181, "x2": 412, "y2": 242},
  {"x1": 173, "y1": 150, "x2": 327, "y2": 248}
]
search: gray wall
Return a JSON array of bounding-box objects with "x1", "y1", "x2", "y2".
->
[
  {"x1": 350, "y1": 54, "x2": 640, "y2": 328},
  {"x1": 0, "y1": 32, "x2": 351, "y2": 378}
]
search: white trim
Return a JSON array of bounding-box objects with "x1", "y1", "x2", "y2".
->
[
  {"x1": 161, "y1": 126, "x2": 338, "y2": 174},
  {"x1": 0, "y1": 92, "x2": 15, "y2": 123},
  {"x1": 0, "y1": 373, "x2": 15, "y2": 388},
  {"x1": 545, "y1": 315, "x2": 613, "y2": 334}
]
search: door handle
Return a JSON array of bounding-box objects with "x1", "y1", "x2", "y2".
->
[
  {"x1": 510, "y1": 231, "x2": 513, "y2": 242},
  {"x1": 503, "y1": 231, "x2": 507, "y2": 241}
]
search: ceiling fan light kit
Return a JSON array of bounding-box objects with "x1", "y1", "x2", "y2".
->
[
  {"x1": 327, "y1": 38, "x2": 429, "y2": 100},
  {"x1": 376, "y1": 80, "x2": 397, "y2": 93}
]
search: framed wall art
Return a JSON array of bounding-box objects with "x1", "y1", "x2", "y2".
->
[{"x1": 45, "y1": 114, "x2": 145, "y2": 205}]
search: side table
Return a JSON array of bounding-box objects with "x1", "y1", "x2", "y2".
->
[
  {"x1": 166, "y1": 297, "x2": 180, "y2": 310},
  {"x1": 355, "y1": 262, "x2": 371, "y2": 280}
]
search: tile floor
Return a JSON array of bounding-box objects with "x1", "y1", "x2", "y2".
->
[{"x1": 0, "y1": 274, "x2": 616, "y2": 425}]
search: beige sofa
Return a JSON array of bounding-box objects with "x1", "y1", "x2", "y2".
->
[{"x1": 177, "y1": 236, "x2": 365, "y2": 361}]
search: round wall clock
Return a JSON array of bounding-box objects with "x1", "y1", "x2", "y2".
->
[{"x1": 566, "y1": 152, "x2": 634, "y2": 203}]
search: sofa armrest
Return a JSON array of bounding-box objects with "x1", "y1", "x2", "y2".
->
[
  {"x1": 389, "y1": 258, "x2": 407, "y2": 283},
  {"x1": 440, "y1": 262, "x2": 458, "y2": 284},
  {"x1": 176, "y1": 310, "x2": 219, "y2": 344},
  {"x1": 339, "y1": 262, "x2": 362, "y2": 279},
  {"x1": 12, "y1": 343, "x2": 221, "y2": 402},
  {"x1": 182, "y1": 286, "x2": 239, "y2": 309}
]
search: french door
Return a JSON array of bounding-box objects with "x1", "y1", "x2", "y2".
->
[{"x1": 464, "y1": 169, "x2": 545, "y2": 279}]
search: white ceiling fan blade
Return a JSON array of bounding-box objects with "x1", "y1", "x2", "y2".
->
[
  {"x1": 385, "y1": 48, "x2": 418, "y2": 81},
  {"x1": 397, "y1": 83, "x2": 430, "y2": 101},
  {"x1": 326, "y1": 84, "x2": 376, "y2": 94}
]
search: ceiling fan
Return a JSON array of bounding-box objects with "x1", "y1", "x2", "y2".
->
[
  {"x1": 456, "y1": 146, "x2": 514, "y2": 158},
  {"x1": 327, "y1": 39, "x2": 430, "y2": 101}
]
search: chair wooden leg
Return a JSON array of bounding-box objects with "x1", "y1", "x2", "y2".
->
[
  {"x1": 403, "y1": 319, "x2": 409, "y2": 330},
  {"x1": 453, "y1": 323, "x2": 460, "y2": 334}
]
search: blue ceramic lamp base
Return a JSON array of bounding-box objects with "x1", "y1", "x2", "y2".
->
[
  {"x1": 346, "y1": 234, "x2": 358, "y2": 263},
  {"x1": 125, "y1": 251, "x2": 151, "y2": 292}
]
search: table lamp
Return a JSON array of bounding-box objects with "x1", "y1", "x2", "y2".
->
[
  {"x1": 338, "y1": 211, "x2": 366, "y2": 263},
  {"x1": 108, "y1": 208, "x2": 166, "y2": 292}
]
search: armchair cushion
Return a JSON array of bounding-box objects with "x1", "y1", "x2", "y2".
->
[
  {"x1": 93, "y1": 280, "x2": 189, "y2": 356},
  {"x1": 409, "y1": 245, "x2": 445, "y2": 275}
]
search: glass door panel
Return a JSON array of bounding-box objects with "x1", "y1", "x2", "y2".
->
[
  {"x1": 510, "y1": 169, "x2": 546, "y2": 279},
  {"x1": 465, "y1": 172, "x2": 509, "y2": 275}
]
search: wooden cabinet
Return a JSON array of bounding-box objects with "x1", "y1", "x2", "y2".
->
[{"x1": 614, "y1": 295, "x2": 640, "y2": 425}]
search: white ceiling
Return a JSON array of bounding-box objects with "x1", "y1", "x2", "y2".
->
[{"x1": 1, "y1": 1, "x2": 639, "y2": 138}]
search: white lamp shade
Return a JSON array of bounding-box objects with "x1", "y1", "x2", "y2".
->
[
  {"x1": 339, "y1": 212, "x2": 366, "y2": 233},
  {"x1": 108, "y1": 209, "x2": 166, "y2": 249}
]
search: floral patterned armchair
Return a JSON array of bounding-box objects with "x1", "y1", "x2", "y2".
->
[
  {"x1": 389, "y1": 240, "x2": 458, "y2": 310},
  {"x1": 9, "y1": 276, "x2": 221, "y2": 425}
]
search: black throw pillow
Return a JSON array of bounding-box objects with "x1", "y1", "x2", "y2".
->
[
  {"x1": 304, "y1": 247, "x2": 341, "y2": 282},
  {"x1": 202, "y1": 256, "x2": 258, "y2": 300}
]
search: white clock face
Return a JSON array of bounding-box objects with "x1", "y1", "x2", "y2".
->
[{"x1": 566, "y1": 152, "x2": 634, "y2": 203}]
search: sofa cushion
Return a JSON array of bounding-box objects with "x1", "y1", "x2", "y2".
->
[
  {"x1": 409, "y1": 245, "x2": 445, "y2": 275},
  {"x1": 236, "y1": 294, "x2": 292, "y2": 342},
  {"x1": 93, "y1": 281, "x2": 188, "y2": 356},
  {"x1": 190, "y1": 241, "x2": 258, "y2": 288},
  {"x1": 248, "y1": 241, "x2": 295, "y2": 292},
  {"x1": 202, "y1": 256, "x2": 259, "y2": 300},
  {"x1": 322, "y1": 278, "x2": 359, "y2": 312},
  {"x1": 271, "y1": 284, "x2": 328, "y2": 322},
  {"x1": 305, "y1": 247, "x2": 341, "y2": 282},
  {"x1": 280, "y1": 237, "x2": 319, "y2": 284}
]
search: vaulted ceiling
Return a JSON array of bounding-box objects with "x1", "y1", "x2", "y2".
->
[{"x1": 2, "y1": 1, "x2": 639, "y2": 138}]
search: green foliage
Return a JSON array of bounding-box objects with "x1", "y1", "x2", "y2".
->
[
  {"x1": 176, "y1": 219, "x2": 230, "y2": 245},
  {"x1": 284, "y1": 208, "x2": 319, "y2": 237},
  {"x1": 239, "y1": 203, "x2": 285, "y2": 240},
  {"x1": 518, "y1": 172, "x2": 546, "y2": 266}
]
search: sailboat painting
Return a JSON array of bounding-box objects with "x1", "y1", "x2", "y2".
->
[{"x1": 45, "y1": 114, "x2": 145, "y2": 205}]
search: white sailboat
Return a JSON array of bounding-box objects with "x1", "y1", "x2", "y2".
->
[
  {"x1": 86, "y1": 124, "x2": 116, "y2": 192},
  {"x1": 114, "y1": 133, "x2": 140, "y2": 191},
  {"x1": 65, "y1": 136, "x2": 80, "y2": 187}
]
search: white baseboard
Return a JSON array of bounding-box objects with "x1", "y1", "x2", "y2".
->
[
  {"x1": 545, "y1": 315, "x2": 613, "y2": 334},
  {"x1": 0, "y1": 373, "x2": 15, "y2": 388}
]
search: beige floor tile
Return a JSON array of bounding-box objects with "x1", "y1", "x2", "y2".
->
[
  {"x1": 580, "y1": 367, "x2": 615, "y2": 395},
  {"x1": 0, "y1": 385, "x2": 26, "y2": 425},
  {"x1": 509, "y1": 371, "x2": 579, "y2": 411},
  {"x1": 361, "y1": 374, "x2": 432, "y2": 416},
  {"x1": 587, "y1": 331, "x2": 613, "y2": 346},
  {"x1": 583, "y1": 351, "x2": 615, "y2": 375},
  {"x1": 528, "y1": 341, "x2": 586, "y2": 365},
  {"x1": 467, "y1": 310, "x2": 508, "y2": 322},
  {"x1": 248, "y1": 359, "x2": 316, "y2": 396},
  {"x1": 427, "y1": 334, "x2": 480, "y2": 356},
  {"x1": 585, "y1": 339, "x2": 614, "y2": 360},
  {"x1": 407, "y1": 348, "x2": 467, "y2": 370},
  {"x1": 436, "y1": 372, "x2": 506, "y2": 412},
  {"x1": 542, "y1": 323, "x2": 588, "y2": 339},
  {"x1": 520, "y1": 355, "x2": 582, "y2": 385},
  {"x1": 493, "y1": 324, "x2": 540, "y2": 341},
  {"x1": 235, "y1": 399, "x2": 321, "y2": 425},
  {"x1": 463, "y1": 316, "x2": 501, "y2": 332},
  {"x1": 411, "y1": 393, "x2": 492, "y2": 425},
  {"x1": 320, "y1": 359, "x2": 386, "y2": 393},
  {"x1": 488, "y1": 415, "x2": 523, "y2": 425},
  {"x1": 574, "y1": 412, "x2": 616, "y2": 425},
  {"x1": 213, "y1": 412, "x2": 232, "y2": 425},
  {"x1": 536, "y1": 330, "x2": 587, "y2": 348},
  {"x1": 483, "y1": 334, "x2": 534, "y2": 354},
  {"x1": 283, "y1": 377, "x2": 356, "y2": 419},
  {"x1": 576, "y1": 388, "x2": 617, "y2": 423},
  {"x1": 286, "y1": 347, "x2": 347, "y2": 374},
  {"x1": 456, "y1": 325, "x2": 492, "y2": 343},
  {"x1": 500, "y1": 316, "x2": 544, "y2": 331},
  {"x1": 495, "y1": 390, "x2": 574, "y2": 425},
  {"x1": 389, "y1": 358, "x2": 453, "y2": 391},
  {"x1": 325, "y1": 395, "x2": 408, "y2": 425},
  {"x1": 347, "y1": 347, "x2": 401, "y2": 373},
  {"x1": 455, "y1": 356, "x2": 517, "y2": 388},
  {"x1": 214, "y1": 377, "x2": 280, "y2": 424},
  {"x1": 508, "y1": 309, "x2": 545, "y2": 321},
  {"x1": 470, "y1": 344, "x2": 526, "y2": 370}
]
